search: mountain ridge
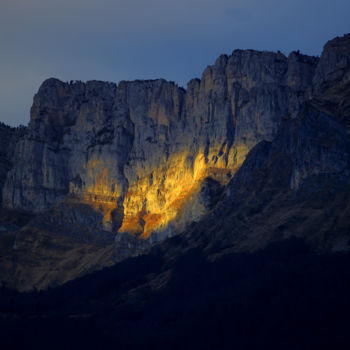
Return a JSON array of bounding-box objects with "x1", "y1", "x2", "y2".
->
[{"x1": 0, "y1": 33, "x2": 350, "y2": 291}]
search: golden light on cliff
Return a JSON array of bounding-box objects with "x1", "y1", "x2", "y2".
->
[
  {"x1": 68, "y1": 144, "x2": 248, "y2": 239},
  {"x1": 117, "y1": 150, "x2": 240, "y2": 239}
]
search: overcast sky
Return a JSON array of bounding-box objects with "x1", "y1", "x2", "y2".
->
[{"x1": 1, "y1": 0, "x2": 349, "y2": 126}]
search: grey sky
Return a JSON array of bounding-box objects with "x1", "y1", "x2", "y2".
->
[{"x1": 1, "y1": 0, "x2": 349, "y2": 126}]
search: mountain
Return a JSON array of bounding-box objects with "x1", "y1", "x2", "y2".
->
[{"x1": 0, "y1": 34, "x2": 350, "y2": 292}]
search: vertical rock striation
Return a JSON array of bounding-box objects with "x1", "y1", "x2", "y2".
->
[{"x1": 0, "y1": 123, "x2": 26, "y2": 203}]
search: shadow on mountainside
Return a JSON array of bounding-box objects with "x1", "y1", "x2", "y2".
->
[{"x1": 1, "y1": 237, "x2": 350, "y2": 349}]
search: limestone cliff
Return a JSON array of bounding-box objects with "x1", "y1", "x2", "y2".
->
[
  {"x1": 1, "y1": 34, "x2": 350, "y2": 291},
  {"x1": 2, "y1": 48, "x2": 318, "y2": 243}
]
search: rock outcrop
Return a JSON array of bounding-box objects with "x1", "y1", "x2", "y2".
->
[
  {"x1": 2, "y1": 48, "x2": 319, "y2": 242},
  {"x1": 313, "y1": 33, "x2": 350, "y2": 95},
  {"x1": 1, "y1": 33, "x2": 350, "y2": 290}
]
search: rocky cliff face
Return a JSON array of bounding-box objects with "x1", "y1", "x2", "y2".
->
[
  {"x1": 0, "y1": 123, "x2": 26, "y2": 203},
  {"x1": 313, "y1": 34, "x2": 350, "y2": 95},
  {"x1": 1, "y1": 34, "x2": 350, "y2": 291},
  {"x1": 2, "y1": 47, "x2": 319, "y2": 242},
  {"x1": 216, "y1": 101, "x2": 350, "y2": 253}
]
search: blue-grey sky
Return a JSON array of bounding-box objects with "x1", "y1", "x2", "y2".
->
[{"x1": 1, "y1": 0, "x2": 349, "y2": 126}]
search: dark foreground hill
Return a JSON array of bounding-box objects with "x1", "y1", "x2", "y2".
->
[{"x1": 1, "y1": 238, "x2": 350, "y2": 349}]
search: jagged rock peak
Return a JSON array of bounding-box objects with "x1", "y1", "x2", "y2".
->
[{"x1": 313, "y1": 33, "x2": 350, "y2": 94}]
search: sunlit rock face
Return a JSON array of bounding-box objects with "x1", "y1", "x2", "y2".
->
[{"x1": 2, "y1": 48, "x2": 319, "y2": 243}]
